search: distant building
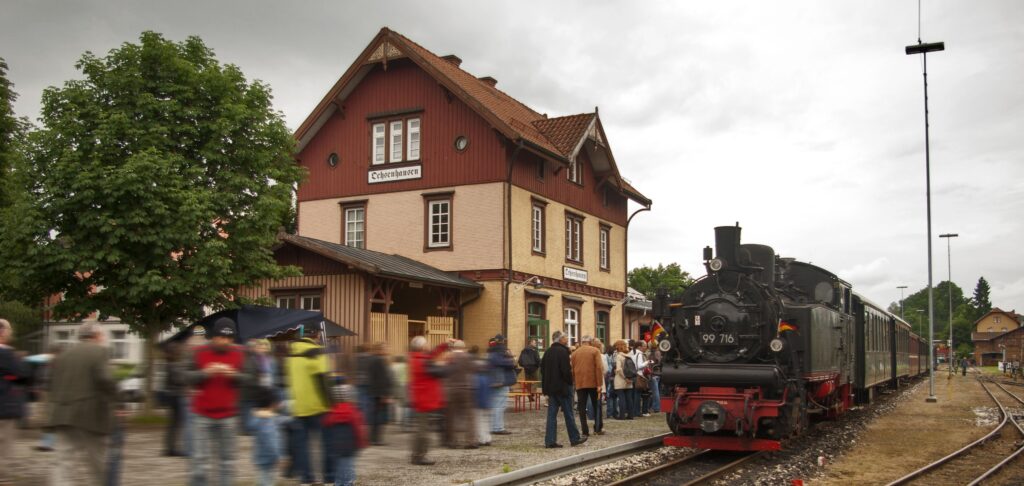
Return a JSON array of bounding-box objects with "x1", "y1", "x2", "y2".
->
[
  {"x1": 971, "y1": 308, "x2": 1023, "y2": 365},
  {"x1": 245, "y1": 28, "x2": 651, "y2": 358}
]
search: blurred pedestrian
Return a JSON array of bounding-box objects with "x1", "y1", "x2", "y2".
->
[
  {"x1": 390, "y1": 354, "x2": 410, "y2": 432},
  {"x1": 1, "y1": 318, "x2": 31, "y2": 485},
  {"x1": 185, "y1": 317, "x2": 252, "y2": 486},
  {"x1": 162, "y1": 341, "x2": 187, "y2": 457},
  {"x1": 487, "y1": 334, "x2": 516, "y2": 436},
  {"x1": 647, "y1": 342, "x2": 662, "y2": 413},
  {"x1": 613, "y1": 340, "x2": 634, "y2": 420},
  {"x1": 182, "y1": 325, "x2": 209, "y2": 457},
  {"x1": 604, "y1": 345, "x2": 617, "y2": 420},
  {"x1": 286, "y1": 329, "x2": 333, "y2": 485},
  {"x1": 33, "y1": 344, "x2": 62, "y2": 453},
  {"x1": 240, "y1": 339, "x2": 276, "y2": 435},
  {"x1": 540, "y1": 331, "x2": 585, "y2": 448},
  {"x1": 443, "y1": 340, "x2": 478, "y2": 449},
  {"x1": 471, "y1": 346, "x2": 492, "y2": 447},
  {"x1": 365, "y1": 342, "x2": 393, "y2": 445},
  {"x1": 409, "y1": 336, "x2": 449, "y2": 465},
  {"x1": 48, "y1": 322, "x2": 117, "y2": 485},
  {"x1": 571, "y1": 335, "x2": 603, "y2": 437},
  {"x1": 249, "y1": 387, "x2": 283, "y2": 486},
  {"x1": 325, "y1": 383, "x2": 367, "y2": 486},
  {"x1": 517, "y1": 339, "x2": 541, "y2": 381}
]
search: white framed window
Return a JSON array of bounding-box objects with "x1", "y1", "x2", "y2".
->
[
  {"x1": 428, "y1": 199, "x2": 451, "y2": 248},
  {"x1": 565, "y1": 214, "x2": 582, "y2": 263},
  {"x1": 599, "y1": 226, "x2": 609, "y2": 270},
  {"x1": 564, "y1": 308, "x2": 579, "y2": 346},
  {"x1": 372, "y1": 123, "x2": 386, "y2": 165},
  {"x1": 407, "y1": 118, "x2": 421, "y2": 160},
  {"x1": 301, "y1": 295, "x2": 322, "y2": 311},
  {"x1": 276, "y1": 296, "x2": 297, "y2": 309},
  {"x1": 111, "y1": 330, "x2": 128, "y2": 360},
  {"x1": 567, "y1": 159, "x2": 580, "y2": 184},
  {"x1": 390, "y1": 120, "x2": 404, "y2": 163},
  {"x1": 344, "y1": 206, "x2": 365, "y2": 249},
  {"x1": 531, "y1": 204, "x2": 544, "y2": 253}
]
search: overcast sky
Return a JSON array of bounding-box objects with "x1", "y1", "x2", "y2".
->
[{"x1": 3, "y1": 0, "x2": 1022, "y2": 316}]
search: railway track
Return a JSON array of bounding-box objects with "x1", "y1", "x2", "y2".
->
[
  {"x1": 885, "y1": 377, "x2": 1024, "y2": 485},
  {"x1": 605, "y1": 449, "x2": 765, "y2": 486}
]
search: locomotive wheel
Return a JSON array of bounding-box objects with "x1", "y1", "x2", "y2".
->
[{"x1": 666, "y1": 409, "x2": 682, "y2": 435}]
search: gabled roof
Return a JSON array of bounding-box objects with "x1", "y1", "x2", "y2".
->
[
  {"x1": 293, "y1": 27, "x2": 650, "y2": 207},
  {"x1": 972, "y1": 307, "x2": 1023, "y2": 329},
  {"x1": 280, "y1": 234, "x2": 480, "y2": 289}
]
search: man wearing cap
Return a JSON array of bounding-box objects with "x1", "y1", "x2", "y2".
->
[
  {"x1": 184, "y1": 317, "x2": 252, "y2": 486},
  {"x1": 541, "y1": 330, "x2": 585, "y2": 448},
  {"x1": 571, "y1": 335, "x2": 604, "y2": 437},
  {"x1": 486, "y1": 334, "x2": 516, "y2": 435}
]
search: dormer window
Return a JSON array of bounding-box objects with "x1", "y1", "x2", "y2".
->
[
  {"x1": 371, "y1": 116, "x2": 421, "y2": 165},
  {"x1": 567, "y1": 158, "x2": 581, "y2": 184}
]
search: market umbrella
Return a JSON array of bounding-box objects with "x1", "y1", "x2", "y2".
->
[{"x1": 162, "y1": 304, "x2": 356, "y2": 346}]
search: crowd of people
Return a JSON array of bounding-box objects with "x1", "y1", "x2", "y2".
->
[{"x1": 0, "y1": 314, "x2": 666, "y2": 486}]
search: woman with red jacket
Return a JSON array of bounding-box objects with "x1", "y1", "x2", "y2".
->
[{"x1": 408, "y1": 336, "x2": 449, "y2": 465}]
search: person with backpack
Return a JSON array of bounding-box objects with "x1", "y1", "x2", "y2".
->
[
  {"x1": 612, "y1": 339, "x2": 635, "y2": 420},
  {"x1": 517, "y1": 339, "x2": 541, "y2": 381},
  {"x1": 629, "y1": 340, "x2": 650, "y2": 417}
]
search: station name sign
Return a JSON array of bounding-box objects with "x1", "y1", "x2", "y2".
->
[
  {"x1": 563, "y1": 266, "x2": 588, "y2": 283},
  {"x1": 369, "y1": 164, "x2": 422, "y2": 184}
]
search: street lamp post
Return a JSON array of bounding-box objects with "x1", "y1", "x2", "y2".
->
[
  {"x1": 906, "y1": 39, "x2": 945, "y2": 403},
  {"x1": 940, "y1": 233, "x2": 958, "y2": 376},
  {"x1": 897, "y1": 285, "x2": 908, "y2": 320}
]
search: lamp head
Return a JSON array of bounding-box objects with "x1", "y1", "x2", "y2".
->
[{"x1": 906, "y1": 41, "x2": 945, "y2": 55}]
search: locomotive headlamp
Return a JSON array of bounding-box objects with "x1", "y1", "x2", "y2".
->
[
  {"x1": 658, "y1": 339, "x2": 672, "y2": 353},
  {"x1": 769, "y1": 338, "x2": 784, "y2": 353},
  {"x1": 708, "y1": 258, "x2": 724, "y2": 272}
]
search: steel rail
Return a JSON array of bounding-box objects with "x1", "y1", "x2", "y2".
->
[
  {"x1": 604, "y1": 450, "x2": 711, "y2": 486},
  {"x1": 679, "y1": 451, "x2": 765, "y2": 486},
  {"x1": 884, "y1": 377, "x2": 1009, "y2": 486},
  {"x1": 605, "y1": 450, "x2": 763, "y2": 486},
  {"x1": 966, "y1": 381, "x2": 1024, "y2": 486}
]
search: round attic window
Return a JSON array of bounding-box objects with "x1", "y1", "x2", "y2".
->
[
  {"x1": 327, "y1": 152, "x2": 339, "y2": 168},
  {"x1": 454, "y1": 136, "x2": 469, "y2": 152}
]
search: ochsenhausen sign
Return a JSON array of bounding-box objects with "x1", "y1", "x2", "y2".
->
[
  {"x1": 563, "y1": 266, "x2": 588, "y2": 283},
  {"x1": 369, "y1": 164, "x2": 422, "y2": 184}
]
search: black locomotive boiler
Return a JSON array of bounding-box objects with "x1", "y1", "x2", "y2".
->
[{"x1": 654, "y1": 224, "x2": 925, "y2": 451}]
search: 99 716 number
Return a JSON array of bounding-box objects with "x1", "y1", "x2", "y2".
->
[{"x1": 701, "y1": 333, "x2": 736, "y2": 345}]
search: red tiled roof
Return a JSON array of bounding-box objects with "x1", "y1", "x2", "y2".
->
[
  {"x1": 294, "y1": 28, "x2": 650, "y2": 206},
  {"x1": 532, "y1": 113, "x2": 596, "y2": 158}
]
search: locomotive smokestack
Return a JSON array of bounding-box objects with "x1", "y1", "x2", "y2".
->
[{"x1": 714, "y1": 225, "x2": 742, "y2": 268}]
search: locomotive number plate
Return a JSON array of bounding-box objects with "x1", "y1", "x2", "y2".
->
[{"x1": 700, "y1": 332, "x2": 737, "y2": 345}]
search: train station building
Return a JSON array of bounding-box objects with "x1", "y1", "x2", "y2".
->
[
  {"x1": 971, "y1": 308, "x2": 1023, "y2": 365},
  {"x1": 246, "y1": 28, "x2": 651, "y2": 357}
]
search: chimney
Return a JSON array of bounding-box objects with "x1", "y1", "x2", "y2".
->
[
  {"x1": 441, "y1": 54, "x2": 462, "y2": 67},
  {"x1": 478, "y1": 76, "x2": 497, "y2": 87}
]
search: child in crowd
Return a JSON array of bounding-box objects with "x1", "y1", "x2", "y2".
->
[
  {"x1": 325, "y1": 383, "x2": 368, "y2": 486},
  {"x1": 249, "y1": 387, "x2": 282, "y2": 486}
]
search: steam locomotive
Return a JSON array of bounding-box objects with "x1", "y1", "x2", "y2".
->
[{"x1": 653, "y1": 224, "x2": 927, "y2": 451}]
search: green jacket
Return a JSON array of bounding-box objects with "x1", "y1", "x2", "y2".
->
[{"x1": 48, "y1": 342, "x2": 117, "y2": 435}]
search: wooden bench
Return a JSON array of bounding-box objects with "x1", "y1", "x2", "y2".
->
[{"x1": 508, "y1": 391, "x2": 541, "y2": 412}]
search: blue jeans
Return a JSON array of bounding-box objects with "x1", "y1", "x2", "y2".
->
[
  {"x1": 189, "y1": 415, "x2": 236, "y2": 486},
  {"x1": 257, "y1": 465, "x2": 275, "y2": 486},
  {"x1": 614, "y1": 388, "x2": 633, "y2": 418},
  {"x1": 545, "y1": 392, "x2": 581, "y2": 446},
  {"x1": 631, "y1": 381, "x2": 642, "y2": 417},
  {"x1": 650, "y1": 376, "x2": 661, "y2": 413},
  {"x1": 491, "y1": 386, "x2": 508, "y2": 432},
  {"x1": 605, "y1": 377, "x2": 618, "y2": 418},
  {"x1": 294, "y1": 414, "x2": 332, "y2": 484},
  {"x1": 334, "y1": 456, "x2": 356, "y2": 486}
]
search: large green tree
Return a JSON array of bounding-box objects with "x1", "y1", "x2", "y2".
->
[
  {"x1": 628, "y1": 263, "x2": 694, "y2": 300},
  {"x1": 3, "y1": 32, "x2": 304, "y2": 409}
]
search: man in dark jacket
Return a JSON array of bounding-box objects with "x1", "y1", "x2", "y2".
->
[
  {"x1": 0, "y1": 318, "x2": 31, "y2": 485},
  {"x1": 365, "y1": 342, "x2": 393, "y2": 445},
  {"x1": 540, "y1": 331, "x2": 585, "y2": 448},
  {"x1": 48, "y1": 322, "x2": 118, "y2": 485},
  {"x1": 517, "y1": 339, "x2": 541, "y2": 380}
]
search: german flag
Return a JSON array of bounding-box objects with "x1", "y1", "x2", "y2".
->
[
  {"x1": 778, "y1": 321, "x2": 797, "y2": 333},
  {"x1": 652, "y1": 321, "x2": 667, "y2": 339}
]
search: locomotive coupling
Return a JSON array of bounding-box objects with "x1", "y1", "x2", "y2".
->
[{"x1": 697, "y1": 400, "x2": 727, "y2": 433}]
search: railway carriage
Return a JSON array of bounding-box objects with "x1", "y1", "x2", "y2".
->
[{"x1": 853, "y1": 294, "x2": 893, "y2": 402}]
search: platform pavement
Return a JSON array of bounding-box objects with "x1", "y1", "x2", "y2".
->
[{"x1": 7, "y1": 403, "x2": 670, "y2": 485}]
